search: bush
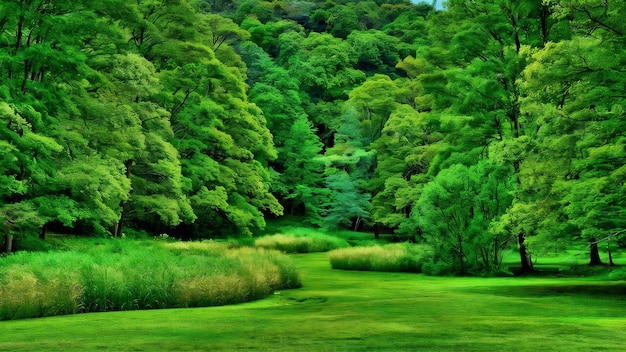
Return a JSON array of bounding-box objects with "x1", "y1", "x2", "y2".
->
[
  {"x1": 328, "y1": 243, "x2": 432, "y2": 272},
  {"x1": 607, "y1": 268, "x2": 626, "y2": 281},
  {"x1": 0, "y1": 239, "x2": 301, "y2": 320},
  {"x1": 254, "y1": 232, "x2": 349, "y2": 253},
  {"x1": 13, "y1": 236, "x2": 53, "y2": 252}
]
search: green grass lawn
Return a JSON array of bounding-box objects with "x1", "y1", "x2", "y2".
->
[{"x1": 1, "y1": 252, "x2": 625, "y2": 351}]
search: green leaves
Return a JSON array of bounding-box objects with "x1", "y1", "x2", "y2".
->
[
  {"x1": 517, "y1": 0, "x2": 626, "y2": 244},
  {"x1": 276, "y1": 115, "x2": 327, "y2": 223},
  {"x1": 0, "y1": 0, "x2": 623, "y2": 258},
  {"x1": 416, "y1": 161, "x2": 514, "y2": 274}
]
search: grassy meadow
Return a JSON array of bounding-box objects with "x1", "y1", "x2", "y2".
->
[{"x1": 1, "y1": 249, "x2": 626, "y2": 351}]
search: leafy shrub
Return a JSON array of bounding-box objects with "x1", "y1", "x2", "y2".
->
[
  {"x1": 0, "y1": 239, "x2": 301, "y2": 320},
  {"x1": 328, "y1": 243, "x2": 432, "y2": 272},
  {"x1": 607, "y1": 268, "x2": 626, "y2": 280},
  {"x1": 421, "y1": 258, "x2": 456, "y2": 276},
  {"x1": 13, "y1": 236, "x2": 53, "y2": 252},
  {"x1": 254, "y1": 232, "x2": 349, "y2": 253}
]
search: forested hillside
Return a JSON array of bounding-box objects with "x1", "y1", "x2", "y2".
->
[{"x1": 1, "y1": 0, "x2": 624, "y2": 274}]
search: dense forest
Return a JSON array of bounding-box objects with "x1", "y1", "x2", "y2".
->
[{"x1": 0, "y1": 0, "x2": 624, "y2": 274}]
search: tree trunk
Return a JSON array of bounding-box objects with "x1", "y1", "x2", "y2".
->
[
  {"x1": 114, "y1": 159, "x2": 133, "y2": 237},
  {"x1": 518, "y1": 233, "x2": 533, "y2": 273},
  {"x1": 607, "y1": 237, "x2": 615, "y2": 266},
  {"x1": 4, "y1": 233, "x2": 12, "y2": 253},
  {"x1": 589, "y1": 237, "x2": 603, "y2": 265},
  {"x1": 353, "y1": 215, "x2": 361, "y2": 232},
  {"x1": 40, "y1": 222, "x2": 47, "y2": 240},
  {"x1": 374, "y1": 223, "x2": 380, "y2": 240},
  {"x1": 112, "y1": 221, "x2": 120, "y2": 238},
  {"x1": 458, "y1": 235, "x2": 465, "y2": 274},
  {"x1": 114, "y1": 203, "x2": 127, "y2": 237}
]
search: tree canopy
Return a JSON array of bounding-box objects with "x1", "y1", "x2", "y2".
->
[{"x1": 1, "y1": 0, "x2": 624, "y2": 275}]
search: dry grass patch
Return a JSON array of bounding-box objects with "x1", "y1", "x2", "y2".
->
[
  {"x1": 0, "y1": 239, "x2": 301, "y2": 320},
  {"x1": 328, "y1": 243, "x2": 433, "y2": 272},
  {"x1": 254, "y1": 232, "x2": 349, "y2": 253}
]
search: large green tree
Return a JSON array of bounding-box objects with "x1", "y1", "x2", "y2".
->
[
  {"x1": 519, "y1": 0, "x2": 625, "y2": 263},
  {"x1": 416, "y1": 161, "x2": 514, "y2": 274},
  {"x1": 320, "y1": 108, "x2": 374, "y2": 230},
  {"x1": 404, "y1": 0, "x2": 569, "y2": 272},
  {"x1": 0, "y1": 0, "x2": 134, "y2": 247},
  {"x1": 127, "y1": 2, "x2": 282, "y2": 236}
]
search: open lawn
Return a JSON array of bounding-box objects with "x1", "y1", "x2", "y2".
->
[{"x1": 1, "y1": 252, "x2": 625, "y2": 351}]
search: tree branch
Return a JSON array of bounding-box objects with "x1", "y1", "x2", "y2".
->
[{"x1": 580, "y1": 6, "x2": 623, "y2": 36}]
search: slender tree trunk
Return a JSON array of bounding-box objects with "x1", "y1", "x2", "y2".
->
[
  {"x1": 353, "y1": 215, "x2": 361, "y2": 232},
  {"x1": 494, "y1": 238, "x2": 499, "y2": 269},
  {"x1": 373, "y1": 223, "x2": 380, "y2": 240},
  {"x1": 115, "y1": 201, "x2": 129, "y2": 238},
  {"x1": 114, "y1": 159, "x2": 133, "y2": 237},
  {"x1": 518, "y1": 233, "x2": 533, "y2": 273},
  {"x1": 458, "y1": 235, "x2": 465, "y2": 274},
  {"x1": 112, "y1": 222, "x2": 119, "y2": 238},
  {"x1": 4, "y1": 233, "x2": 12, "y2": 253},
  {"x1": 39, "y1": 222, "x2": 47, "y2": 240},
  {"x1": 589, "y1": 237, "x2": 603, "y2": 265},
  {"x1": 607, "y1": 237, "x2": 615, "y2": 266}
]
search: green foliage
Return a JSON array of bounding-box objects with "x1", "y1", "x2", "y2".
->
[
  {"x1": 238, "y1": 43, "x2": 326, "y2": 223},
  {"x1": 328, "y1": 243, "x2": 432, "y2": 272},
  {"x1": 514, "y1": 0, "x2": 626, "y2": 250},
  {"x1": 320, "y1": 108, "x2": 374, "y2": 230},
  {"x1": 368, "y1": 103, "x2": 440, "y2": 230},
  {"x1": 276, "y1": 115, "x2": 328, "y2": 222},
  {"x1": 347, "y1": 30, "x2": 402, "y2": 75},
  {"x1": 0, "y1": 239, "x2": 300, "y2": 320},
  {"x1": 0, "y1": 0, "x2": 624, "y2": 279},
  {"x1": 415, "y1": 161, "x2": 515, "y2": 274}
]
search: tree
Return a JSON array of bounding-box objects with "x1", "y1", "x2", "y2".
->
[
  {"x1": 280, "y1": 31, "x2": 365, "y2": 101},
  {"x1": 320, "y1": 108, "x2": 374, "y2": 230},
  {"x1": 276, "y1": 115, "x2": 327, "y2": 223},
  {"x1": 0, "y1": 0, "x2": 138, "y2": 244},
  {"x1": 326, "y1": 4, "x2": 361, "y2": 38},
  {"x1": 346, "y1": 74, "x2": 404, "y2": 144},
  {"x1": 240, "y1": 17, "x2": 302, "y2": 58},
  {"x1": 0, "y1": 102, "x2": 62, "y2": 251},
  {"x1": 347, "y1": 30, "x2": 402, "y2": 76},
  {"x1": 409, "y1": 0, "x2": 568, "y2": 272},
  {"x1": 416, "y1": 161, "x2": 514, "y2": 275},
  {"x1": 239, "y1": 42, "x2": 305, "y2": 154},
  {"x1": 238, "y1": 42, "x2": 328, "y2": 221},
  {"x1": 369, "y1": 104, "x2": 442, "y2": 233},
  {"x1": 519, "y1": 0, "x2": 625, "y2": 262},
  {"x1": 130, "y1": 4, "x2": 282, "y2": 236}
]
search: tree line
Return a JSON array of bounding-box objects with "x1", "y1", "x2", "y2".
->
[{"x1": 1, "y1": 0, "x2": 624, "y2": 274}]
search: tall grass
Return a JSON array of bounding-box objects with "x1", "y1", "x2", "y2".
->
[
  {"x1": 0, "y1": 239, "x2": 301, "y2": 320},
  {"x1": 254, "y1": 231, "x2": 349, "y2": 253},
  {"x1": 328, "y1": 243, "x2": 433, "y2": 272},
  {"x1": 259, "y1": 221, "x2": 382, "y2": 249}
]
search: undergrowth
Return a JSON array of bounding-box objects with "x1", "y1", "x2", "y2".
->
[
  {"x1": 254, "y1": 231, "x2": 349, "y2": 253},
  {"x1": 328, "y1": 243, "x2": 433, "y2": 273},
  {"x1": 0, "y1": 239, "x2": 300, "y2": 320}
]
